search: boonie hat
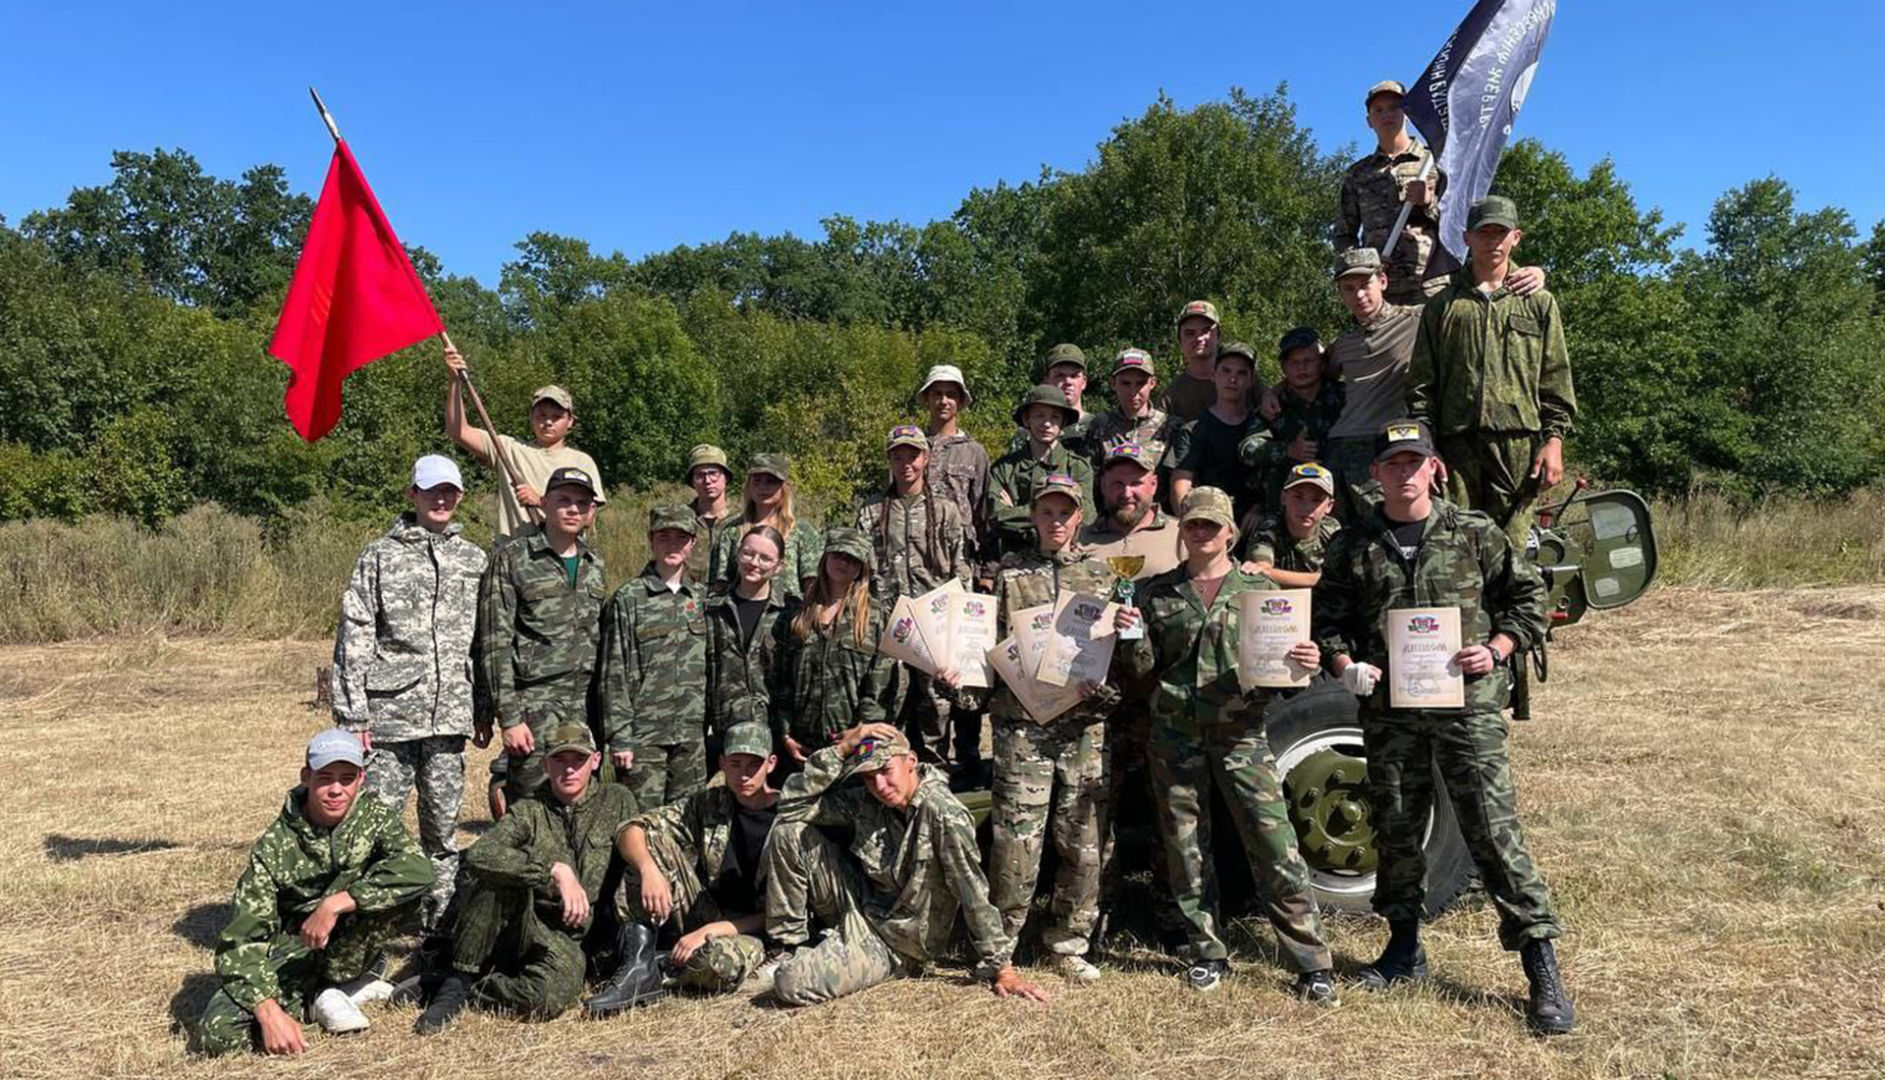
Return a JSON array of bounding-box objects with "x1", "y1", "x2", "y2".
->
[
  {"x1": 544, "y1": 722, "x2": 597, "y2": 758},
  {"x1": 1101, "y1": 439, "x2": 1157, "y2": 473},
  {"x1": 1032, "y1": 473, "x2": 1085, "y2": 509},
  {"x1": 1467, "y1": 195, "x2": 1520, "y2": 233},
  {"x1": 1176, "y1": 300, "x2": 1220, "y2": 327},
  {"x1": 1374, "y1": 418, "x2": 1438, "y2": 462},
  {"x1": 1012, "y1": 385, "x2": 1080, "y2": 429},
  {"x1": 1283, "y1": 463, "x2": 1337, "y2": 496},
  {"x1": 545, "y1": 466, "x2": 599, "y2": 498},
  {"x1": 685, "y1": 444, "x2": 730, "y2": 482},
  {"x1": 748, "y1": 454, "x2": 792, "y2": 483},
  {"x1": 721, "y1": 721, "x2": 773, "y2": 760},
  {"x1": 850, "y1": 729, "x2": 914, "y2": 774},
  {"x1": 886, "y1": 424, "x2": 930, "y2": 452},
  {"x1": 1366, "y1": 79, "x2": 1406, "y2": 104},
  {"x1": 821, "y1": 526, "x2": 874, "y2": 567},
  {"x1": 1111, "y1": 348, "x2": 1155, "y2": 378},
  {"x1": 649, "y1": 503, "x2": 699, "y2": 536},
  {"x1": 916, "y1": 364, "x2": 973, "y2": 406},
  {"x1": 412, "y1": 454, "x2": 464, "y2": 491},
  {"x1": 1179, "y1": 487, "x2": 1237, "y2": 529},
  {"x1": 1334, "y1": 247, "x2": 1384, "y2": 279},
  {"x1": 531, "y1": 385, "x2": 575, "y2": 412},
  {"x1": 307, "y1": 729, "x2": 365, "y2": 771}
]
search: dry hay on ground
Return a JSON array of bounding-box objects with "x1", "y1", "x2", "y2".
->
[{"x1": 2, "y1": 586, "x2": 1882, "y2": 1079}]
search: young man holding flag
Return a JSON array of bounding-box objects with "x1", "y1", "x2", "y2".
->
[{"x1": 443, "y1": 347, "x2": 607, "y2": 544}]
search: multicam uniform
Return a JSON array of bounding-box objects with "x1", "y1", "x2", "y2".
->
[
  {"x1": 764, "y1": 746, "x2": 1015, "y2": 1004},
  {"x1": 1335, "y1": 142, "x2": 1448, "y2": 305},
  {"x1": 196, "y1": 792, "x2": 433, "y2": 1056},
  {"x1": 596, "y1": 567, "x2": 711, "y2": 808},
  {"x1": 617, "y1": 785, "x2": 774, "y2": 993},
  {"x1": 1084, "y1": 406, "x2": 1179, "y2": 474},
  {"x1": 331, "y1": 512, "x2": 485, "y2": 929},
  {"x1": 925, "y1": 431, "x2": 992, "y2": 572},
  {"x1": 855, "y1": 486, "x2": 972, "y2": 763},
  {"x1": 1312, "y1": 497, "x2": 1561, "y2": 948}
]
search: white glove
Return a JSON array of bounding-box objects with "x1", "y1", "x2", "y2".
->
[{"x1": 1341, "y1": 662, "x2": 1382, "y2": 698}]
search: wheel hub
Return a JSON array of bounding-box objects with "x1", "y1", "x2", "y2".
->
[{"x1": 1284, "y1": 747, "x2": 1378, "y2": 872}]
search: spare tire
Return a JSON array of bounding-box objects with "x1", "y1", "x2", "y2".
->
[{"x1": 1264, "y1": 680, "x2": 1475, "y2": 918}]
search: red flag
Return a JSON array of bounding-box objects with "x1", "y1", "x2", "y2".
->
[{"x1": 268, "y1": 141, "x2": 442, "y2": 441}]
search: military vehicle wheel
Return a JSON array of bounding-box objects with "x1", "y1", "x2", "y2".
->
[{"x1": 1266, "y1": 681, "x2": 1475, "y2": 917}]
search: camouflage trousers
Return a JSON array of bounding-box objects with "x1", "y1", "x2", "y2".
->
[
  {"x1": 1363, "y1": 708, "x2": 1560, "y2": 948},
  {"x1": 764, "y1": 823, "x2": 912, "y2": 1006},
  {"x1": 1147, "y1": 722, "x2": 1331, "y2": 971},
  {"x1": 989, "y1": 716, "x2": 1108, "y2": 957},
  {"x1": 364, "y1": 736, "x2": 465, "y2": 931},
  {"x1": 449, "y1": 880, "x2": 615, "y2": 1019},
  {"x1": 619, "y1": 829, "x2": 765, "y2": 993},
  {"x1": 621, "y1": 738, "x2": 708, "y2": 811},
  {"x1": 1325, "y1": 435, "x2": 1384, "y2": 527},
  {"x1": 1100, "y1": 698, "x2": 1181, "y2": 927},
  {"x1": 1384, "y1": 271, "x2": 1449, "y2": 308},
  {"x1": 195, "y1": 908, "x2": 405, "y2": 1056},
  {"x1": 1438, "y1": 433, "x2": 1544, "y2": 549},
  {"x1": 897, "y1": 668, "x2": 956, "y2": 765}
]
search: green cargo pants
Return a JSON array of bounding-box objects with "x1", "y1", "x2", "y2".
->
[{"x1": 194, "y1": 908, "x2": 404, "y2": 1056}]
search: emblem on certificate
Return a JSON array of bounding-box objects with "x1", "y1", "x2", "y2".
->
[{"x1": 1386, "y1": 606, "x2": 1465, "y2": 709}]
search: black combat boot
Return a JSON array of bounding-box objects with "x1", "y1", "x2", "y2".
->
[
  {"x1": 1520, "y1": 939, "x2": 1575, "y2": 1035},
  {"x1": 414, "y1": 973, "x2": 470, "y2": 1036},
  {"x1": 1353, "y1": 919, "x2": 1429, "y2": 990},
  {"x1": 584, "y1": 923, "x2": 666, "y2": 1016}
]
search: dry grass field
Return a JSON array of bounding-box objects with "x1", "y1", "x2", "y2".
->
[{"x1": 2, "y1": 585, "x2": 1882, "y2": 1079}]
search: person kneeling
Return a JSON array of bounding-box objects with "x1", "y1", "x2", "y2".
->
[
  {"x1": 195, "y1": 730, "x2": 434, "y2": 1056},
  {"x1": 414, "y1": 724, "x2": 638, "y2": 1034}
]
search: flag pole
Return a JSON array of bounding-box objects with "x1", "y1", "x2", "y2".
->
[
  {"x1": 304, "y1": 87, "x2": 535, "y2": 523},
  {"x1": 1379, "y1": 153, "x2": 1436, "y2": 265}
]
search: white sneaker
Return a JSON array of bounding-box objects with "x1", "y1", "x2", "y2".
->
[
  {"x1": 309, "y1": 987, "x2": 371, "y2": 1034},
  {"x1": 335, "y1": 974, "x2": 398, "y2": 1006},
  {"x1": 1052, "y1": 954, "x2": 1103, "y2": 983}
]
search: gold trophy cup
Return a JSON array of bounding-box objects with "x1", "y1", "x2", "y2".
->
[{"x1": 1106, "y1": 554, "x2": 1146, "y2": 639}]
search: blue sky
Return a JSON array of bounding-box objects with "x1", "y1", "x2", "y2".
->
[{"x1": 5, "y1": 1, "x2": 1880, "y2": 287}]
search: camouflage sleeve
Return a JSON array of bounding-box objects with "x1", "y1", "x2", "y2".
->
[
  {"x1": 1335, "y1": 172, "x2": 1362, "y2": 251},
  {"x1": 711, "y1": 525, "x2": 738, "y2": 593},
  {"x1": 1405, "y1": 302, "x2": 1440, "y2": 424},
  {"x1": 944, "y1": 503, "x2": 971, "y2": 586},
  {"x1": 349, "y1": 808, "x2": 435, "y2": 912},
  {"x1": 463, "y1": 804, "x2": 556, "y2": 896},
  {"x1": 795, "y1": 526, "x2": 824, "y2": 593},
  {"x1": 854, "y1": 619, "x2": 897, "y2": 728},
  {"x1": 986, "y1": 460, "x2": 1035, "y2": 551},
  {"x1": 967, "y1": 444, "x2": 992, "y2": 566},
  {"x1": 1536, "y1": 293, "x2": 1576, "y2": 440},
  {"x1": 1238, "y1": 424, "x2": 1282, "y2": 469},
  {"x1": 774, "y1": 744, "x2": 863, "y2": 828},
  {"x1": 330, "y1": 545, "x2": 379, "y2": 730},
  {"x1": 766, "y1": 616, "x2": 795, "y2": 742},
  {"x1": 212, "y1": 846, "x2": 288, "y2": 1011},
  {"x1": 624, "y1": 790, "x2": 702, "y2": 854},
  {"x1": 1072, "y1": 458, "x2": 1098, "y2": 521},
  {"x1": 1311, "y1": 534, "x2": 1365, "y2": 666},
  {"x1": 1480, "y1": 520, "x2": 1548, "y2": 654},
  {"x1": 935, "y1": 803, "x2": 1015, "y2": 969},
  {"x1": 596, "y1": 589, "x2": 637, "y2": 754},
  {"x1": 476, "y1": 548, "x2": 523, "y2": 728}
]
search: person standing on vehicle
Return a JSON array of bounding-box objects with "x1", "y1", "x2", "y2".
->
[
  {"x1": 1311, "y1": 418, "x2": 1571, "y2": 1035},
  {"x1": 1334, "y1": 80, "x2": 1449, "y2": 306}
]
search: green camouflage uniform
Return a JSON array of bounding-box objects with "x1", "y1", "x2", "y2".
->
[
  {"x1": 1336, "y1": 143, "x2": 1448, "y2": 305},
  {"x1": 196, "y1": 791, "x2": 433, "y2": 1056},
  {"x1": 687, "y1": 507, "x2": 736, "y2": 584},
  {"x1": 710, "y1": 517, "x2": 823, "y2": 602},
  {"x1": 449, "y1": 781, "x2": 640, "y2": 1017},
  {"x1": 1312, "y1": 498, "x2": 1560, "y2": 947},
  {"x1": 769, "y1": 600, "x2": 898, "y2": 752},
  {"x1": 475, "y1": 531, "x2": 607, "y2": 797},
  {"x1": 1236, "y1": 513, "x2": 1342, "y2": 574},
  {"x1": 1085, "y1": 406, "x2": 1179, "y2": 473},
  {"x1": 1407, "y1": 269, "x2": 1577, "y2": 548},
  {"x1": 987, "y1": 443, "x2": 1097, "y2": 559},
  {"x1": 1238, "y1": 381, "x2": 1347, "y2": 509},
  {"x1": 705, "y1": 588, "x2": 795, "y2": 748},
  {"x1": 1121, "y1": 568, "x2": 1332, "y2": 972},
  {"x1": 855, "y1": 487, "x2": 972, "y2": 763},
  {"x1": 596, "y1": 568, "x2": 711, "y2": 807},
  {"x1": 765, "y1": 746, "x2": 1015, "y2": 1004},
  {"x1": 332, "y1": 512, "x2": 486, "y2": 929},
  {"x1": 618, "y1": 786, "x2": 773, "y2": 993},
  {"x1": 988, "y1": 547, "x2": 1118, "y2": 957}
]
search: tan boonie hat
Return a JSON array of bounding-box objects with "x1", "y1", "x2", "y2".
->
[
  {"x1": 916, "y1": 364, "x2": 973, "y2": 406},
  {"x1": 1334, "y1": 247, "x2": 1384, "y2": 279},
  {"x1": 1367, "y1": 80, "x2": 1406, "y2": 103},
  {"x1": 1179, "y1": 486, "x2": 1236, "y2": 529},
  {"x1": 1176, "y1": 300, "x2": 1219, "y2": 327},
  {"x1": 648, "y1": 503, "x2": 699, "y2": 536},
  {"x1": 1031, "y1": 472, "x2": 1085, "y2": 509},
  {"x1": 850, "y1": 729, "x2": 913, "y2": 774},
  {"x1": 1111, "y1": 348, "x2": 1155, "y2": 378},
  {"x1": 1283, "y1": 463, "x2": 1336, "y2": 496},
  {"x1": 748, "y1": 454, "x2": 792, "y2": 482},
  {"x1": 545, "y1": 466, "x2": 599, "y2": 498},
  {"x1": 685, "y1": 443, "x2": 730, "y2": 482},
  {"x1": 544, "y1": 721, "x2": 597, "y2": 758},
  {"x1": 886, "y1": 424, "x2": 930, "y2": 452},
  {"x1": 721, "y1": 721, "x2": 772, "y2": 759},
  {"x1": 531, "y1": 385, "x2": 574, "y2": 411}
]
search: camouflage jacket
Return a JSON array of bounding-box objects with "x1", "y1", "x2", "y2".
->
[
  {"x1": 706, "y1": 587, "x2": 797, "y2": 737},
  {"x1": 925, "y1": 432, "x2": 991, "y2": 569},
  {"x1": 769, "y1": 600, "x2": 898, "y2": 746},
  {"x1": 1084, "y1": 406, "x2": 1179, "y2": 471},
  {"x1": 686, "y1": 506, "x2": 737, "y2": 584},
  {"x1": 461, "y1": 782, "x2": 639, "y2": 935},
  {"x1": 626, "y1": 785, "x2": 772, "y2": 908},
  {"x1": 1237, "y1": 512, "x2": 1342, "y2": 574},
  {"x1": 710, "y1": 517, "x2": 823, "y2": 602},
  {"x1": 595, "y1": 568, "x2": 710, "y2": 752},
  {"x1": 991, "y1": 547, "x2": 1122, "y2": 723},
  {"x1": 777, "y1": 746, "x2": 1013, "y2": 969},
  {"x1": 1336, "y1": 142, "x2": 1448, "y2": 296},
  {"x1": 854, "y1": 488, "x2": 970, "y2": 601},
  {"x1": 1122, "y1": 566, "x2": 1281, "y2": 734},
  {"x1": 1239, "y1": 381, "x2": 1348, "y2": 505},
  {"x1": 214, "y1": 790, "x2": 433, "y2": 1010},
  {"x1": 1312, "y1": 498, "x2": 1547, "y2": 716},
  {"x1": 1407, "y1": 268, "x2": 1577, "y2": 439},
  {"x1": 986, "y1": 443, "x2": 1097, "y2": 559},
  {"x1": 332, "y1": 514, "x2": 487, "y2": 742},
  {"x1": 475, "y1": 531, "x2": 607, "y2": 730}
]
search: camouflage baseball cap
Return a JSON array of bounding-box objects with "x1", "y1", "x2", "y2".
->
[
  {"x1": 1334, "y1": 247, "x2": 1384, "y2": 279},
  {"x1": 685, "y1": 443, "x2": 730, "y2": 481},
  {"x1": 886, "y1": 424, "x2": 930, "y2": 452},
  {"x1": 306, "y1": 728, "x2": 365, "y2": 771},
  {"x1": 1176, "y1": 300, "x2": 1220, "y2": 327},
  {"x1": 1374, "y1": 418, "x2": 1438, "y2": 462},
  {"x1": 1467, "y1": 195, "x2": 1520, "y2": 232},
  {"x1": 721, "y1": 721, "x2": 773, "y2": 759},
  {"x1": 648, "y1": 503, "x2": 700, "y2": 536},
  {"x1": 850, "y1": 729, "x2": 914, "y2": 774},
  {"x1": 531, "y1": 385, "x2": 574, "y2": 411},
  {"x1": 1216, "y1": 341, "x2": 1257, "y2": 365},
  {"x1": 1277, "y1": 326, "x2": 1323, "y2": 359},
  {"x1": 1111, "y1": 348, "x2": 1155, "y2": 379},
  {"x1": 1031, "y1": 472, "x2": 1085, "y2": 508},
  {"x1": 544, "y1": 721, "x2": 597, "y2": 758},
  {"x1": 1179, "y1": 486, "x2": 1237, "y2": 529},
  {"x1": 1040, "y1": 343, "x2": 1088, "y2": 374},
  {"x1": 917, "y1": 364, "x2": 973, "y2": 406},
  {"x1": 545, "y1": 465, "x2": 599, "y2": 498},
  {"x1": 1100, "y1": 439, "x2": 1157, "y2": 473},
  {"x1": 1366, "y1": 79, "x2": 1406, "y2": 103},
  {"x1": 1012, "y1": 384, "x2": 1080, "y2": 429},
  {"x1": 821, "y1": 525, "x2": 874, "y2": 567},
  {"x1": 748, "y1": 453, "x2": 791, "y2": 482},
  {"x1": 1283, "y1": 462, "x2": 1336, "y2": 496}
]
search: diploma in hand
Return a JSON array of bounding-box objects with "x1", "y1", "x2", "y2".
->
[
  {"x1": 1238, "y1": 588, "x2": 1313, "y2": 690},
  {"x1": 1105, "y1": 554, "x2": 1145, "y2": 640},
  {"x1": 1386, "y1": 606, "x2": 1465, "y2": 709}
]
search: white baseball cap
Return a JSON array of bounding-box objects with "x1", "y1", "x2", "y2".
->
[{"x1": 412, "y1": 454, "x2": 464, "y2": 491}]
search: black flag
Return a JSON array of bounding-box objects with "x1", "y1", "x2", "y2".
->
[{"x1": 1402, "y1": 0, "x2": 1557, "y2": 263}]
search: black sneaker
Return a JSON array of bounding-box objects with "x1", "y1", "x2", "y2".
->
[
  {"x1": 1185, "y1": 958, "x2": 1229, "y2": 992},
  {"x1": 1353, "y1": 946, "x2": 1430, "y2": 991},
  {"x1": 1520, "y1": 940, "x2": 1575, "y2": 1036},
  {"x1": 414, "y1": 974, "x2": 470, "y2": 1036},
  {"x1": 1293, "y1": 968, "x2": 1339, "y2": 1006}
]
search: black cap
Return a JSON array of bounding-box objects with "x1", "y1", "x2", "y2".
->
[
  {"x1": 545, "y1": 466, "x2": 600, "y2": 497},
  {"x1": 1373, "y1": 418, "x2": 1438, "y2": 463}
]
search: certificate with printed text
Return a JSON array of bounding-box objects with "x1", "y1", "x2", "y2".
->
[
  {"x1": 988, "y1": 635, "x2": 1082, "y2": 723},
  {"x1": 1238, "y1": 589, "x2": 1314, "y2": 690},
  {"x1": 1386, "y1": 606, "x2": 1465, "y2": 709},
  {"x1": 911, "y1": 579, "x2": 964, "y2": 664},
  {"x1": 1036, "y1": 593, "x2": 1119, "y2": 689},
  {"x1": 947, "y1": 591, "x2": 998, "y2": 689},
  {"x1": 1010, "y1": 602, "x2": 1058, "y2": 681},
  {"x1": 878, "y1": 597, "x2": 940, "y2": 676}
]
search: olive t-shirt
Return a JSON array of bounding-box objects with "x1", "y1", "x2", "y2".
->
[{"x1": 489, "y1": 434, "x2": 608, "y2": 540}]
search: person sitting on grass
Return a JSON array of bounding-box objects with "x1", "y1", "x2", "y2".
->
[{"x1": 195, "y1": 730, "x2": 434, "y2": 1056}]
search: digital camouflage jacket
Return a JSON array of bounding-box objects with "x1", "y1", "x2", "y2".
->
[{"x1": 1407, "y1": 268, "x2": 1577, "y2": 440}]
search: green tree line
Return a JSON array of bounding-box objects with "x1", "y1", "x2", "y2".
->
[{"x1": 3, "y1": 86, "x2": 1882, "y2": 531}]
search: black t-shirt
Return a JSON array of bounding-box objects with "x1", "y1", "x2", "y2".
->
[
  {"x1": 1388, "y1": 516, "x2": 1426, "y2": 561},
  {"x1": 733, "y1": 593, "x2": 767, "y2": 650},
  {"x1": 1175, "y1": 408, "x2": 1258, "y2": 510},
  {"x1": 714, "y1": 801, "x2": 778, "y2": 915}
]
